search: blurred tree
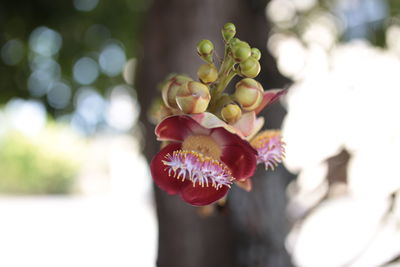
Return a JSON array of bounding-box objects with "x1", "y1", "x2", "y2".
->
[
  {"x1": 0, "y1": 0, "x2": 146, "y2": 117},
  {"x1": 136, "y1": 0, "x2": 294, "y2": 266}
]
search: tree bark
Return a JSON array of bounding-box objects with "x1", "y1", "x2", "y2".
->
[{"x1": 135, "y1": 1, "x2": 294, "y2": 266}]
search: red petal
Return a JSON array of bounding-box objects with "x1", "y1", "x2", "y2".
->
[
  {"x1": 211, "y1": 128, "x2": 257, "y2": 180},
  {"x1": 255, "y1": 89, "x2": 288, "y2": 115},
  {"x1": 150, "y1": 143, "x2": 189, "y2": 194},
  {"x1": 155, "y1": 115, "x2": 210, "y2": 142},
  {"x1": 180, "y1": 184, "x2": 229, "y2": 206},
  {"x1": 220, "y1": 145, "x2": 257, "y2": 180}
]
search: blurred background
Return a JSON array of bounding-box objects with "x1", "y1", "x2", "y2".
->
[
  {"x1": 0, "y1": 1, "x2": 157, "y2": 266},
  {"x1": 1, "y1": 0, "x2": 400, "y2": 266}
]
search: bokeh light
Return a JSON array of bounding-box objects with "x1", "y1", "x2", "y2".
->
[
  {"x1": 1, "y1": 39, "x2": 24, "y2": 65},
  {"x1": 29, "y1": 26, "x2": 62, "y2": 57},
  {"x1": 73, "y1": 0, "x2": 99, "y2": 12},
  {"x1": 73, "y1": 57, "x2": 99, "y2": 85},
  {"x1": 99, "y1": 42, "x2": 126, "y2": 77},
  {"x1": 47, "y1": 81, "x2": 72, "y2": 109}
]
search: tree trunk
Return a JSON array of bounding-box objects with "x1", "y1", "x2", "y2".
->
[{"x1": 135, "y1": 1, "x2": 294, "y2": 266}]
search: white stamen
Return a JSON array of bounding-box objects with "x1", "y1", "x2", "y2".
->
[{"x1": 162, "y1": 150, "x2": 234, "y2": 190}]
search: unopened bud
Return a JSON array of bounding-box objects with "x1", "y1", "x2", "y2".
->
[
  {"x1": 251, "y1": 48, "x2": 261, "y2": 60},
  {"x1": 230, "y1": 38, "x2": 240, "y2": 46},
  {"x1": 232, "y1": 41, "x2": 251, "y2": 62},
  {"x1": 238, "y1": 57, "x2": 261, "y2": 78},
  {"x1": 221, "y1": 103, "x2": 242, "y2": 124},
  {"x1": 197, "y1": 39, "x2": 214, "y2": 63},
  {"x1": 161, "y1": 75, "x2": 192, "y2": 109},
  {"x1": 176, "y1": 81, "x2": 211, "y2": 114},
  {"x1": 234, "y1": 78, "x2": 264, "y2": 111},
  {"x1": 222, "y1": 23, "x2": 236, "y2": 42},
  {"x1": 197, "y1": 63, "x2": 218, "y2": 84}
]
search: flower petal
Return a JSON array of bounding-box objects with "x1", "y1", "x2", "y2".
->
[
  {"x1": 255, "y1": 88, "x2": 288, "y2": 115},
  {"x1": 220, "y1": 145, "x2": 257, "y2": 180},
  {"x1": 180, "y1": 183, "x2": 229, "y2": 206},
  {"x1": 232, "y1": 111, "x2": 256, "y2": 138},
  {"x1": 150, "y1": 142, "x2": 189, "y2": 194},
  {"x1": 191, "y1": 112, "x2": 238, "y2": 134},
  {"x1": 246, "y1": 117, "x2": 265, "y2": 141},
  {"x1": 155, "y1": 115, "x2": 209, "y2": 142},
  {"x1": 235, "y1": 179, "x2": 253, "y2": 192},
  {"x1": 211, "y1": 127, "x2": 257, "y2": 180}
]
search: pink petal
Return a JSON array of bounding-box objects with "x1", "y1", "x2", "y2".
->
[
  {"x1": 255, "y1": 89, "x2": 288, "y2": 115},
  {"x1": 191, "y1": 112, "x2": 238, "y2": 134},
  {"x1": 232, "y1": 111, "x2": 256, "y2": 138},
  {"x1": 211, "y1": 128, "x2": 257, "y2": 180},
  {"x1": 155, "y1": 115, "x2": 209, "y2": 142},
  {"x1": 235, "y1": 179, "x2": 253, "y2": 192},
  {"x1": 180, "y1": 183, "x2": 229, "y2": 206},
  {"x1": 150, "y1": 143, "x2": 189, "y2": 194},
  {"x1": 246, "y1": 117, "x2": 265, "y2": 141}
]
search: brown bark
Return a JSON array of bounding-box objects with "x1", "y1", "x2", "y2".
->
[{"x1": 135, "y1": 1, "x2": 294, "y2": 266}]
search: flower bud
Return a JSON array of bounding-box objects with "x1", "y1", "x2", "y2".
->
[
  {"x1": 229, "y1": 38, "x2": 239, "y2": 47},
  {"x1": 238, "y1": 56, "x2": 261, "y2": 78},
  {"x1": 251, "y1": 48, "x2": 261, "y2": 60},
  {"x1": 221, "y1": 103, "x2": 242, "y2": 124},
  {"x1": 176, "y1": 81, "x2": 211, "y2": 114},
  {"x1": 161, "y1": 75, "x2": 192, "y2": 109},
  {"x1": 197, "y1": 63, "x2": 218, "y2": 84},
  {"x1": 232, "y1": 41, "x2": 251, "y2": 62},
  {"x1": 222, "y1": 23, "x2": 236, "y2": 42},
  {"x1": 234, "y1": 78, "x2": 264, "y2": 111},
  {"x1": 197, "y1": 40, "x2": 214, "y2": 63}
]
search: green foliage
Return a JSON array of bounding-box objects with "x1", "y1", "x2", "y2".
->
[
  {"x1": 0, "y1": 128, "x2": 82, "y2": 194},
  {"x1": 0, "y1": 0, "x2": 147, "y2": 114}
]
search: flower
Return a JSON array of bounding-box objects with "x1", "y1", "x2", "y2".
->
[
  {"x1": 150, "y1": 115, "x2": 257, "y2": 206},
  {"x1": 251, "y1": 130, "x2": 285, "y2": 170}
]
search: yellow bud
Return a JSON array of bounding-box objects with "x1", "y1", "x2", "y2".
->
[
  {"x1": 197, "y1": 64, "x2": 218, "y2": 84},
  {"x1": 176, "y1": 81, "x2": 210, "y2": 114},
  {"x1": 251, "y1": 48, "x2": 261, "y2": 60},
  {"x1": 221, "y1": 103, "x2": 242, "y2": 124},
  {"x1": 238, "y1": 57, "x2": 261, "y2": 78},
  {"x1": 161, "y1": 75, "x2": 192, "y2": 108},
  {"x1": 234, "y1": 78, "x2": 264, "y2": 111}
]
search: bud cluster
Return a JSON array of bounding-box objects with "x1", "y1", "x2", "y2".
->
[
  {"x1": 152, "y1": 22, "x2": 267, "y2": 125},
  {"x1": 150, "y1": 22, "x2": 287, "y2": 206}
]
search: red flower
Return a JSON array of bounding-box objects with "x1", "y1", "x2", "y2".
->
[{"x1": 151, "y1": 115, "x2": 257, "y2": 206}]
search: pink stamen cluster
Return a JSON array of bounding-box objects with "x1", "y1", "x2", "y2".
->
[
  {"x1": 253, "y1": 134, "x2": 285, "y2": 170},
  {"x1": 162, "y1": 150, "x2": 234, "y2": 190}
]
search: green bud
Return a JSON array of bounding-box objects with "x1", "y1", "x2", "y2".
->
[
  {"x1": 197, "y1": 39, "x2": 214, "y2": 63},
  {"x1": 161, "y1": 75, "x2": 192, "y2": 109},
  {"x1": 232, "y1": 41, "x2": 251, "y2": 62},
  {"x1": 229, "y1": 38, "x2": 240, "y2": 46},
  {"x1": 251, "y1": 48, "x2": 261, "y2": 60},
  {"x1": 234, "y1": 78, "x2": 264, "y2": 111},
  {"x1": 221, "y1": 103, "x2": 242, "y2": 124},
  {"x1": 197, "y1": 63, "x2": 218, "y2": 84},
  {"x1": 176, "y1": 81, "x2": 211, "y2": 114},
  {"x1": 238, "y1": 57, "x2": 261, "y2": 78},
  {"x1": 222, "y1": 23, "x2": 236, "y2": 42}
]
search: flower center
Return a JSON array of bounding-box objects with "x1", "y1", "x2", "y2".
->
[
  {"x1": 162, "y1": 150, "x2": 233, "y2": 190},
  {"x1": 182, "y1": 135, "x2": 222, "y2": 160}
]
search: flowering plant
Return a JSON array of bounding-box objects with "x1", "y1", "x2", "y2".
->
[{"x1": 149, "y1": 23, "x2": 286, "y2": 206}]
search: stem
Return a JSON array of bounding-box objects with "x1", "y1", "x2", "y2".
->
[{"x1": 207, "y1": 44, "x2": 237, "y2": 112}]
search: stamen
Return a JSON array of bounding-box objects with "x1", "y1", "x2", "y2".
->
[
  {"x1": 162, "y1": 150, "x2": 234, "y2": 190},
  {"x1": 251, "y1": 130, "x2": 285, "y2": 170}
]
